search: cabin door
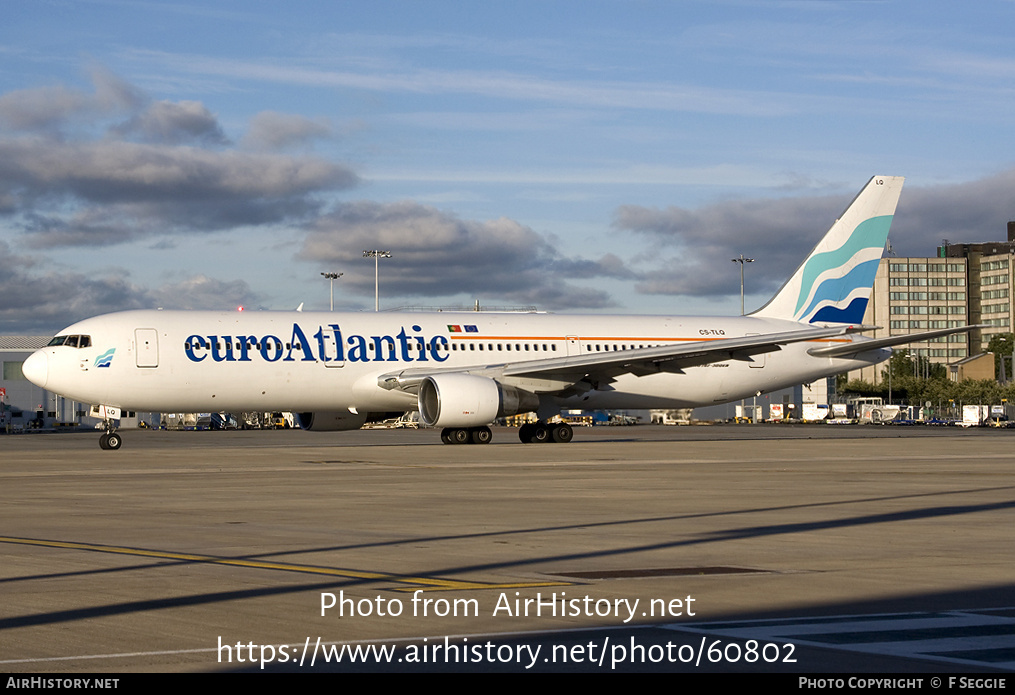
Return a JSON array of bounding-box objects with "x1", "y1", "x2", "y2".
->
[{"x1": 135, "y1": 328, "x2": 159, "y2": 368}]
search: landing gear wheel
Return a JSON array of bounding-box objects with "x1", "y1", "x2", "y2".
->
[
  {"x1": 469, "y1": 426, "x2": 492, "y2": 444},
  {"x1": 99, "y1": 432, "x2": 122, "y2": 450},
  {"x1": 449, "y1": 428, "x2": 470, "y2": 444},
  {"x1": 530, "y1": 423, "x2": 550, "y2": 443},
  {"x1": 442, "y1": 427, "x2": 490, "y2": 444},
  {"x1": 550, "y1": 423, "x2": 573, "y2": 443},
  {"x1": 520, "y1": 422, "x2": 555, "y2": 443},
  {"x1": 518, "y1": 423, "x2": 534, "y2": 443}
]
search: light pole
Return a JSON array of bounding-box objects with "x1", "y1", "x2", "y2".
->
[
  {"x1": 731, "y1": 254, "x2": 754, "y2": 315},
  {"x1": 731, "y1": 254, "x2": 755, "y2": 422},
  {"x1": 363, "y1": 250, "x2": 391, "y2": 312},
  {"x1": 998, "y1": 336, "x2": 1010, "y2": 383},
  {"x1": 321, "y1": 272, "x2": 342, "y2": 311}
]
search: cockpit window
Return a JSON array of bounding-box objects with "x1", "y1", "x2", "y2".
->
[{"x1": 47, "y1": 334, "x2": 92, "y2": 348}]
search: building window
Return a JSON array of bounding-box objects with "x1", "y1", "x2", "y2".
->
[{"x1": 2, "y1": 362, "x2": 26, "y2": 381}]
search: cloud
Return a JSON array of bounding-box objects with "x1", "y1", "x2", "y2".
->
[
  {"x1": 614, "y1": 169, "x2": 1015, "y2": 300},
  {"x1": 888, "y1": 169, "x2": 1015, "y2": 253},
  {"x1": 111, "y1": 100, "x2": 229, "y2": 145},
  {"x1": 242, "y1": 111, "x2": 331, "y2": 150},
  {"x1": 0, "y1": 66, "x2": 144, "y2": 133},
  {"x1": 0, "y1": 241, "x2": 263, "y2": 333},
  {"x1": 0, "y1": 241, "x2": 147, "y2": 332},
  {"x1": 130, "y1": 49, "x2": 801, "y2": 116},
  {"x1": 0, "y1": 72, "x2": 358, "y2": 247},
  {"x1": 614, "y1": 190, "x2": 844, "y2": 298},
  {"x1": 298, "y1": 200, "x2": 633, "y2": 310},
  {"x1": 149, "y1": 275, "x2": 263, "y2": 311},
  {"x1": 0, "y1": 84, "x2": 97, "y2": 132},
  {"x1": 1, "y1": 140, "x2": 356, "y2": 246}
]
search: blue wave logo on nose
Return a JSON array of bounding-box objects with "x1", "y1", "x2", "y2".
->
[{"x1": 94, "y1": 349, "x2": 115, "y2": 368}]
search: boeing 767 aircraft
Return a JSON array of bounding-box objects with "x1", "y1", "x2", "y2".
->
[{"x1": 22, "y1": 176, "x2": 973, "y2": 449}]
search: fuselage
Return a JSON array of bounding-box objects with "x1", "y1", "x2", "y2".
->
[{"x1": 22, "y1": 309, "x2": 889, "y2": 414}]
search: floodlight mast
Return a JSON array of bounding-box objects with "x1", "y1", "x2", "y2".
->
[
  {"x1": 731, "y1": 254, "x2": 754, "y2": 315},
  {"x1": 320, "y1": 272, "x2": 342, "y2": 311},
  {"x1": 363, "y1": 250, "x2": 391, "y2": 312}
]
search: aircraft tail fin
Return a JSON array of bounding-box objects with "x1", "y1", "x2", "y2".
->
[{"x1": 751, "y1": 176, "x2": 904, "y2": 324}]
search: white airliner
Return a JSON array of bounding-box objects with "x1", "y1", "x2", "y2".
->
[{"x1": 22, "y1": 175, "x2": 973, "y2": 449}]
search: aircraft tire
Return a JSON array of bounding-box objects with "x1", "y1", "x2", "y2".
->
[
  {"x1": 106, "y1": 432, "x2": 122, "y2": 449},
  {"x1": 440, "y1": 428, "x2": 453, "y2": 444},
  {"x1": 530, "y1": 423, "x2": 550, "y2": 443},
  {"x1": 550, "y1": 423, "x2": 573, "y2": 443},
  {"x1": 468, "y1": 426, "x2": 493, "y2": 442},
  {"x1": 449, "y1": 428, "x2": 470, "y2": 444},
  {"x1": 99, "y1": 433, "x2": 109, "y2": 450},
  {"x1": 518, "y1": 423, "x2": 533, "y2": 443},
  {"x1": 469, "y1": 426, "x2": 492, "y2": 444}
]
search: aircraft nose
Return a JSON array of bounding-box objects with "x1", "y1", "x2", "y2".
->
[{"x1": 22, "y1": 350, "x2": 49, "y2": 389}]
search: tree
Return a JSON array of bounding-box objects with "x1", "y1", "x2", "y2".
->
[
  {"x1": 985, "y1": 332, "x2": 1015, "y2": 380},
  {"x1": 871, "y1": 348, "x2": 948, "y2": 405}
]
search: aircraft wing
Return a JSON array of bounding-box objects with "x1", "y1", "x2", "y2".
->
[{"x1": 378, "y1": 324, "x2": 862, "y2": 396}]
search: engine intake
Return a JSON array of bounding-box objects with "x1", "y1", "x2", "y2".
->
[{"x1": 417, "y1": 373, "x2": 538, "y2": 428}]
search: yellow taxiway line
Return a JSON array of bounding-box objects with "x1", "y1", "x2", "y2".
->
[{"x1": 1, "y1": 535, "x2": 567, "y2": 592}]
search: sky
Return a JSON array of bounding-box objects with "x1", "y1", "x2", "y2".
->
[{"x1": 2, "y1": 0, "x2": 1014, "y2": 333}]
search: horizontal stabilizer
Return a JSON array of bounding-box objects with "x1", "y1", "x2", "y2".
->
[{"x1": 806, "y1": 325, "x2": 981, "y2": 358}]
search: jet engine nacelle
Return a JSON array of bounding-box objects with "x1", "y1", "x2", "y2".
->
[
  {"x1": 298, "y1": 410, "x2": 407, "y2": 431},
  {"x1": 417, "y1": 373, "x2": 539, "y2": 428},
  {"x1": 297, "y1": 411, "x2": 368, "y2": 431}
]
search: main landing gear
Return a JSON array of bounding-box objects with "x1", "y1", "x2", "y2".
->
[
  {"x1": 441, "y1": 426, "x2": 492, "y2": 445},
  {"x1": 519, "y1": 421, "x2": 573, "y2": 444},
  {"x1": 438, "y1": 422, "x2": 574, "y2": 445}
]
